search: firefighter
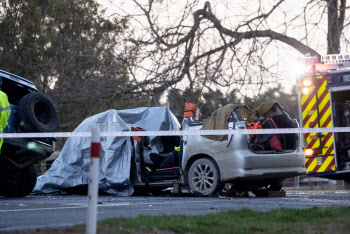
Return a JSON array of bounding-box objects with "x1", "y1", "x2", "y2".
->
[{"x1": 0, "y1": 88, "x2": 11, "y2": 153}]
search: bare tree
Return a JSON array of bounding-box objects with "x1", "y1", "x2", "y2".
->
[
  {"x1": 328, "y1": 0, "x2": 348, "y2": 54},
  {"x1": 2, "y1": 0, "x2": 349, "y2": 128},
  {"x1": 110, "y1": 0, "x2": 350, "y2": 105}
]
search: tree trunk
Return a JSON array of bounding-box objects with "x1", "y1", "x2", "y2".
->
[{"x1": 327, "y1": 0, "x2": 346, "y2": 54}]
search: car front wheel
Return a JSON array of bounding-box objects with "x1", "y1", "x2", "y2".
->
[{"x1": 188, "y1": 158, "x2": 220, "y2": 196}]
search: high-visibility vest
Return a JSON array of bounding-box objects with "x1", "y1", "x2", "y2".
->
[{"x1": 0, "y1": 91, "x2": 11, "y2": 152}]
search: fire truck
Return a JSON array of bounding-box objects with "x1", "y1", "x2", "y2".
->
[{"x1": 298, "y1": 54, "x2": 350, "y2": 188}]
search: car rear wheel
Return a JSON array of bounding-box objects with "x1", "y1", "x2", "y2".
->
[
  {"x1": 188, "y1": 158, "x2": 220, "y2": 196},
  {"x1": 0, "y1": 165, "x2": 37, "y2": 197},
  {"x1": 17, "y1": 93, "x2": 59, "y2": 132}
]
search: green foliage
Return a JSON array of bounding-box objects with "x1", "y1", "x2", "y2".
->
[
  {"x1": 0, "y1": 0, "x2": 131, "y2": 132},
  {"x1": 199, "y1": 89, "x2": 240, "y2": 118}
]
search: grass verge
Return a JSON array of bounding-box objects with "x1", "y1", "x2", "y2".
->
[{"x1": 14, "y1": 206, "x2": 350, "y2": 234}]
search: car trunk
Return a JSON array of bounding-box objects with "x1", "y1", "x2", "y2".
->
[
  {"x1": 234, "y1": 102, "x2": 299, "y2": 154},
  {"x1": 198, "y1": 102, "x2": 299, "y2": 154}
]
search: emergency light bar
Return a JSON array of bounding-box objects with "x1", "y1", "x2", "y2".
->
[
  {"x1": 321, "y1": 54, "x2": 350, "y2": 64},
  {"x1": 298, "y1": 56, "x2": 320, "y2": 65},
  {"x1": 298, "y1": 54, "x2": 350, "y2": 72}
]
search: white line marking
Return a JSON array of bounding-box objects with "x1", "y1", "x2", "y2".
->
[
  {"x1": 0, "y1": 206, "x2": 85, "y2": 212},
  {"x1": 97, "y1": 202, "x2": 130, "y2": 207}
]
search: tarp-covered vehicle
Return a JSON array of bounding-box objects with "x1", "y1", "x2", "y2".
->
[
  {"x1": 35, "y1": 102, "x2": 305, "y2": 196},
  {"x1": 0, "y1": 70, "x2": 59, "y2": 197},
  {"x1": 34, "y1": 107, "x2": 180, "y2": 196}
]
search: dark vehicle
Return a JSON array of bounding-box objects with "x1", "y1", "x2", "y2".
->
[{"x1": 0, "y1": 70, "x2": 59, "y2": 197}]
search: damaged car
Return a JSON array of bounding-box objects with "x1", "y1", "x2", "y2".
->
[
  {"x1": 131, "y1": 101, "x2": 306, "y2": 196},
  {"x1": 34, "y1": 102, "x2": 305, "y2": 197}
]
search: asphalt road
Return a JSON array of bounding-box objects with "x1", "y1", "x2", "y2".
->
[{"x1": 0, "y1": 190, "x2": 350, "y2": 232}]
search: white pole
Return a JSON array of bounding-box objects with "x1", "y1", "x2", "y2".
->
[{"x1": 86, "y1": 126, "x2": 100, "y2": 234}]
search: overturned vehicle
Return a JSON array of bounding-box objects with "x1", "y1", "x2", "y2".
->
[
  {"x1": 0, "y1": 70, "x2": 59, "y2": 197},
  {"x1": 35, "y1": 102, "x2": 305, "y2": 196}
]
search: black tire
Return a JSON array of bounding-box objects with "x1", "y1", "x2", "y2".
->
[
  {"x1": 0, "y1": 165, "x2": 37, "y2": 197},
  {"x1": 17, "y1": 93, "x2": 59, "y2": 132},
  {"x1": 187, "y1": 158, "x2": 220, "y2": 196}
]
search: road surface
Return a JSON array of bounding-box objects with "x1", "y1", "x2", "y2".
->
[{"x1": 0, "y1": 190, "x2": 350, "y2": 232}]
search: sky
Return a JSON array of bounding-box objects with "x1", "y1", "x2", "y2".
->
[{"x1": 97, "y1": 0, "x2": 349, "y2": 96}]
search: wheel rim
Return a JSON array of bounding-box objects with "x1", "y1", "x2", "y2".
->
[{"x1": 191, "y1": 163, "x2": 215, "y2": 193}]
